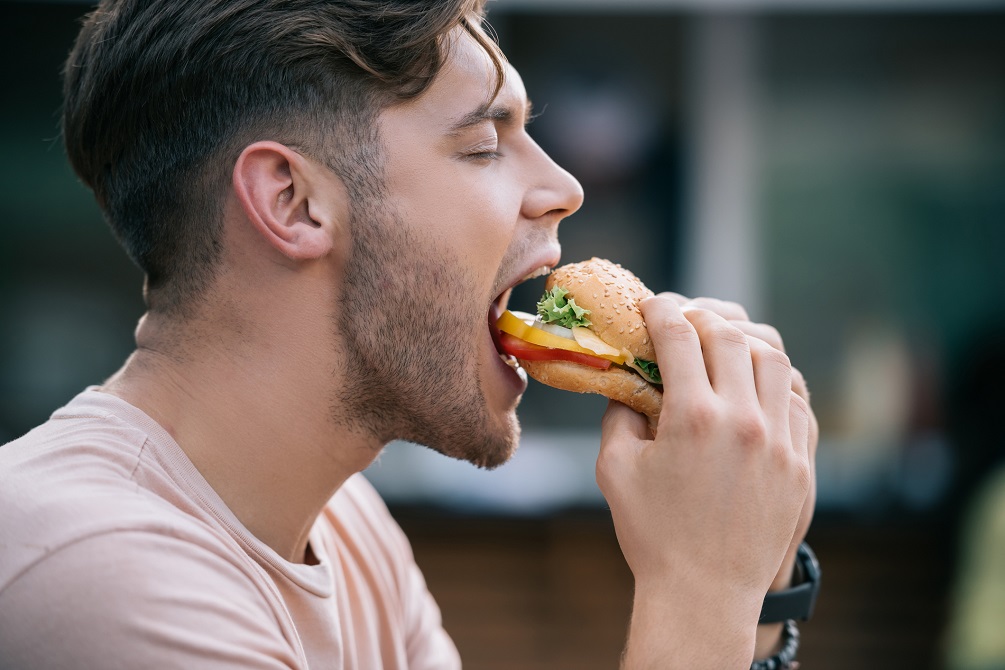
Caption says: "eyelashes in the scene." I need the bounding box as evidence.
[466,150,502,161]
[461,137,501,162]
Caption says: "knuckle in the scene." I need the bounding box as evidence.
[595,447,618,491]
[789,390,810,420]
[664,319,698,343]
[657,291,689,305]
[595,454,610,487]
[772,436,793,462]
[710,323,749,349]
[680,400,719,436]
[734,410,768,447]
[755,346,792,372]
[689,297,748,321]
[791,366,810,397]
[687,297,718,311]
[760,324,785,351]
[794,455,813,494]
[726,301,750,321]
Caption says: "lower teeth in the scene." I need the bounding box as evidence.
[501,355,528,382]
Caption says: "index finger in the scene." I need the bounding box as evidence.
[640,295,712,404]
[654,291,689,306]
[683,296,750,322]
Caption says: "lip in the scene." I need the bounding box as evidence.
[489,245,562,319]
[488,248,562,344]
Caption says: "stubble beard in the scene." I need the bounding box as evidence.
[333,195,519,469]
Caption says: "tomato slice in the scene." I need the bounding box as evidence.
[496,310,626,364]
[498,332,612,370]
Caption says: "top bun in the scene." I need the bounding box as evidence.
[546,257,656,362]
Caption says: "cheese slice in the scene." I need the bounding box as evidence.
[496,310,627,364]
[571,327,624,359]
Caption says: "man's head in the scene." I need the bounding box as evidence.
[65,1,583,468]
[62,0,499,314]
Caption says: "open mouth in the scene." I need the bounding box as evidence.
[488,264,552,367]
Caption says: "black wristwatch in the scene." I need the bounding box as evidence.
[759,543,821,624]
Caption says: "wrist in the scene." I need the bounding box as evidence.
[770,553,799,592]
[624,577,761,669]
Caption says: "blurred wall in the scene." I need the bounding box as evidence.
[0,2,144,444]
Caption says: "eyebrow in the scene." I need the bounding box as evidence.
[446,99,535,136]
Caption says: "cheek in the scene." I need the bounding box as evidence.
[403,171,521,267]
[455,168,523,244]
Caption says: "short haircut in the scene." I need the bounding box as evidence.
[62,0,502,314]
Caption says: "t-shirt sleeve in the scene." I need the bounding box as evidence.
[0,530,303,670]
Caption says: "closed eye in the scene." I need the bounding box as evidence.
[465,150,502,162]
[461,137,501,162]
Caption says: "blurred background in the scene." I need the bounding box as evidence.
[3,0,1005,667]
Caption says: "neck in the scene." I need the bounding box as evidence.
[102,309,382,564]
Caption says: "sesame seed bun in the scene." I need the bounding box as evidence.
[520,358,662,429]
[546,257,656,361]
[520,258,663,428]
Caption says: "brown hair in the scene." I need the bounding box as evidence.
[62,0,502,314]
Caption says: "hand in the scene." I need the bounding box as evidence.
[597,293,813,666]
[673,295,819,592]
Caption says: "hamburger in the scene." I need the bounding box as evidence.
[495,258,663,428]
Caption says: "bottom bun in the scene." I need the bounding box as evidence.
[520,359,663,429]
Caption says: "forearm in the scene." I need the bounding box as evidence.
[622,578,761,670]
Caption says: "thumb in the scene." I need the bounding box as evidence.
[601,400,651,443]
[597,401,648,497]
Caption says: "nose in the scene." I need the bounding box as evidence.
[521,139,585,224]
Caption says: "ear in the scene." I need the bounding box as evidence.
[232,141,339,261]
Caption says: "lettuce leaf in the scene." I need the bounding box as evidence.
[536,286,592,329]
[634,358,662,385]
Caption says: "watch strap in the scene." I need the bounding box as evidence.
[759,543,820,623]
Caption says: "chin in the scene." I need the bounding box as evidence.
[431,407,521,470]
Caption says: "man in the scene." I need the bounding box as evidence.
[0,1,817,668]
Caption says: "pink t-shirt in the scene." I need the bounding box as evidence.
[0,389,460,670]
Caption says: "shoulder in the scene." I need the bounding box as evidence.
[0,409,155,584]
[0,408,298,661]
[0,404,227,586]
[0,529,301,669]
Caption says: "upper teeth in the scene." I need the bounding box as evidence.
[522,265,551,282]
